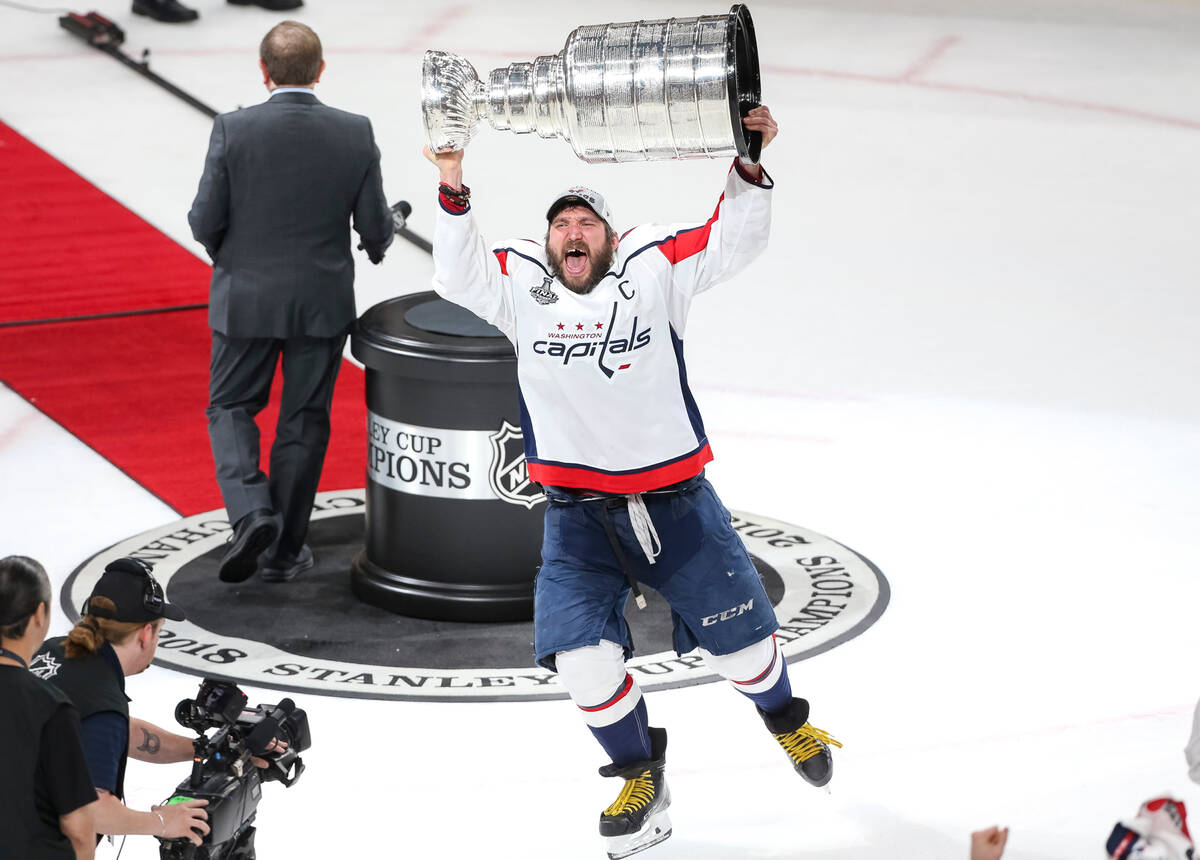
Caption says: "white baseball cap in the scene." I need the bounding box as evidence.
[545,186,615,232]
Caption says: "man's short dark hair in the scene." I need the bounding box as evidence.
[0,555,50,640]
[260,21,322,87]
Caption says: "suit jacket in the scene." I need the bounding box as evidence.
[188,91,394,338]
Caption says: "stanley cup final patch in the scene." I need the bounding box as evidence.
[530,277,559,305]
[62,492,888,704]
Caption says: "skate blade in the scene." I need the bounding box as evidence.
[605,809,672,859]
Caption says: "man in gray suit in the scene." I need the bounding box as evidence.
[189,20,393,584]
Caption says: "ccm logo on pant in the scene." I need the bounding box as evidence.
[701,600,754,627]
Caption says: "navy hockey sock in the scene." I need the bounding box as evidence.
[738,665,792,714]
[588,695,652,767]
[556,644,652,767]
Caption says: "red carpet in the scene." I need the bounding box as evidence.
[0,122,210,323]
[0,121,366,515]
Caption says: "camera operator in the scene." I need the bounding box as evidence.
[30,558,211,847]
[0,555,97,859]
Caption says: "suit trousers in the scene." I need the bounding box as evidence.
[206,330,347,559]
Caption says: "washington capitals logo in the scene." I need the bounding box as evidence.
[530,300,651,376]
[487,422,545,509]
[530,278,559,306]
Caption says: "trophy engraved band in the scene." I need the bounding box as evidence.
[422,4,761,164]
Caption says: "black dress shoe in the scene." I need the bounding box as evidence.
[132,0,199,23]
[218,509,278,583]
[227,0,304,9]
[260,545,313,583]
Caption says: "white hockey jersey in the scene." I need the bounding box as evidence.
[432,161,773,493]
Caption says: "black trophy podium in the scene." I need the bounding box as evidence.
[350,292,544,622]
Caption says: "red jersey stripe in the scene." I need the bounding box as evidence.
[439,192,468,214]
[494,249,509,275]
[528,444,713,494]
[657,195,725,264]
[579,674,634,712]
[732,636,779,685]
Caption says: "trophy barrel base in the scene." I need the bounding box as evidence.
[351,551,534,623]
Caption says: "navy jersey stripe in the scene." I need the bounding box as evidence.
[517,384,537,459]
[497,245,553,278]
[669,323,707,444]
[612,214,723,278]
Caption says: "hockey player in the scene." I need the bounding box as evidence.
[425,105,839,859]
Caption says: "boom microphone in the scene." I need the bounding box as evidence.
[391,200,412,231]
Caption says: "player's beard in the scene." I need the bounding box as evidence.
[546,239,615,295]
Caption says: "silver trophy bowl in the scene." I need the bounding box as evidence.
[421,4,761,164]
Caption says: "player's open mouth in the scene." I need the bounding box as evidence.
[564,248,589,277]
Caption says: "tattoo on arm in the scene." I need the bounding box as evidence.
[138,728,161,755]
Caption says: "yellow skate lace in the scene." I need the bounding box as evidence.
[774,722,843,765]
[603,770,655,817]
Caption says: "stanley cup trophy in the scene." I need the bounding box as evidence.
[422,4,762,164]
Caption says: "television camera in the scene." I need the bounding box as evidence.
[159,679,311,860]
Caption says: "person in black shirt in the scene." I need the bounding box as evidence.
[31,558,210,847]
[0,555,96,860]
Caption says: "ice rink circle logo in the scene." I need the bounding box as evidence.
[63,490,889,703]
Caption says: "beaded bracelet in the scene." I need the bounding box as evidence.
[438,182,471,202]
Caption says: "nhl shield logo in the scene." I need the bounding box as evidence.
[529,277,559,306]
[487,421,545,509]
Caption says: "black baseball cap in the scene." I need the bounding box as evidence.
[82,558,186,623]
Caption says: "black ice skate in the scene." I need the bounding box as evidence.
[598,727,672,859]
[759,697,843,788]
